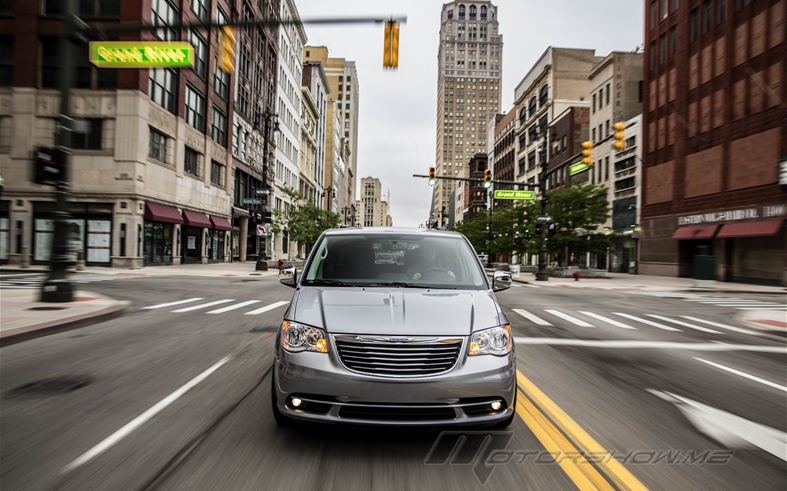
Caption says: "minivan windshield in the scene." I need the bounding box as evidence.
[302,233,487,290]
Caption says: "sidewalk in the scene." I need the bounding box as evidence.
[0,262,280,278]
[494,270,787,295]
[0,290,129,346]
[739,310,787,332]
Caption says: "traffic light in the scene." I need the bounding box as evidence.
[536,223,543,235]
[613,122,627,151]
[219,26,236,73]
[383,20,400,69]
[548,223,556,237]
[483,168,492,188]
[428,167,436,186]
[581,141,594,166]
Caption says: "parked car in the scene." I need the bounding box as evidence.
[272,228,515,427]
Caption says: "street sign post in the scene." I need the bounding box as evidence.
[537,215,553,223]
[493,190,535,200]
[89,42,195,68]
[242,198,262,205]
[570,161,589,176]
[255,189,271,195]
[34,147,66,186]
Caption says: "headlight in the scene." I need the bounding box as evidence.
[468,325,511,356]
[281,321,328,353]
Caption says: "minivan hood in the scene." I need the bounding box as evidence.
[289,287,503,336]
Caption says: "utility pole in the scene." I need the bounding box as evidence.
[41,0,75,302]
[536,146,549,281]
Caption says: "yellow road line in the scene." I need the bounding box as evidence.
[516,390,613,491]
[516,370,650,491]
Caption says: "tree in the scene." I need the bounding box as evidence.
[546,182,613,266]
[452,209,490,254]
[271,186,341,255]
[489,200,539,259]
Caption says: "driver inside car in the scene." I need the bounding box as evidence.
[406,242,456,280]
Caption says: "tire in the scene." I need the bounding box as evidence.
[270,370,292,427]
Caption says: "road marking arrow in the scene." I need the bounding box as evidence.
[647,389,787,462]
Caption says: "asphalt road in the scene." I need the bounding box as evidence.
[0,275,785,490]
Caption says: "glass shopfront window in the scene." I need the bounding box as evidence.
[206,229,226,262]
[144,222,173,264]
[32,202,112,265]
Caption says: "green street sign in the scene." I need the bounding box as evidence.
[89,42,194,68]
[242,198,262,205]
[493,190,535,200]
[570,161,589,176]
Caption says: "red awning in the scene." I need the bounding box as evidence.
[671,225,719,240]
[182,210,211,228]
[716,220,784,239]
[210,216,232,231]
[144,202,183,224]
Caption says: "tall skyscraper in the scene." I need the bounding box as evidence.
[433,2,503,227]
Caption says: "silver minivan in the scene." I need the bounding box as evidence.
[272,228,515,427]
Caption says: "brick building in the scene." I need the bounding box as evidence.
[642,0,787,285]
[490,109,515,208]
[546,106,590,190]
[463,153,489,223]
[0,0,257,267]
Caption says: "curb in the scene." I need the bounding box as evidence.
[0,301,130,347]
[680,289,787,296]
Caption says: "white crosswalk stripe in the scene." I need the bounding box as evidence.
[172,299,235,313]
[0,273,140,289]
[544,309,595,327]
[244,300,289,315]
[627,291,785,311]
[142,298,203,310]
[512,309,552,326]
[680,316,762,336]
[207,300,261,314]
[579,312,636,330]
[646,315,721,334]
[613,313,682,331]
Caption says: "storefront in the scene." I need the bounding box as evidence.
[207,216,232,263]
[32,202,113,265]
[670,205,787,285]
[181,210,211,263]
[143,202,182,265]
[0,200,9,263]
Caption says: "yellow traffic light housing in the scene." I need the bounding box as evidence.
[612,122,627,151]
[383,21,400,69]
[219,26,236,73]
[428,166,436,186]
[581,141,594,166]
[483,168,492,188]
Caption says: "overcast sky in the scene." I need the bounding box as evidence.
[296,0,645,227]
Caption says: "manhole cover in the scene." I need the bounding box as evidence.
[27,306,67,311]
[250,326,277,333]
[8,377,93,396]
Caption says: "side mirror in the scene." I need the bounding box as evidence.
[279,267,297,288]
[492,270,512,292]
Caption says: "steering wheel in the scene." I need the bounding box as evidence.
[420,267,449,275]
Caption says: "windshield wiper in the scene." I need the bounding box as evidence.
[302,279,357,287]
[365,282,455,289]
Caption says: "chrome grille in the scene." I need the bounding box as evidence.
[334,336,462,377]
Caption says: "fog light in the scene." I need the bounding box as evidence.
[291,397,303,407]
[490,401,502,411]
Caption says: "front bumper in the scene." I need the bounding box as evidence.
[273,336,516,427]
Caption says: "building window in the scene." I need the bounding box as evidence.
[717,0,726,24]
[458,4,465,18]
[185,86,206,132]
[592,128,596,142]
[149,128,167,162]
[690,9,699,42]
[184,147,200,176]
[702,1,712,34]
[660,0,668,19]
[606,83,610,105]
[469,5,476,19]
[152,0,178,41]
[149,68,176,113]
[43,0,63,16]
[72,119,102,150]
[539,85,549,106]
[41,37,116,89]
[190,0,207,22]
[735,0,747,11]
[615,177,636,191]
[480,5,487,19]
[650,1,658,29]
[638,80,644,102]
[670,0,679,12]
[78,0,121,19]
[190,30,207,78]
[528,96,537,117]
[527,151,536,170]
[592,93,597,113]
[669,27,677,57]
[659,34,667,64]
[0,36,11,86]
[211,160,225,187]
[214,63,229,100]
[211,107,227,147]
[518,132,526,148]
[519,107,527,124]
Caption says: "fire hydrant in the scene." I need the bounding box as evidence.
[278,258,284,271]
[573,270,580,281]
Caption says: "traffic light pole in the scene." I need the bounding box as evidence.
[41,0,75,302]
[536,157,550,282]
[257,110,277,271]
